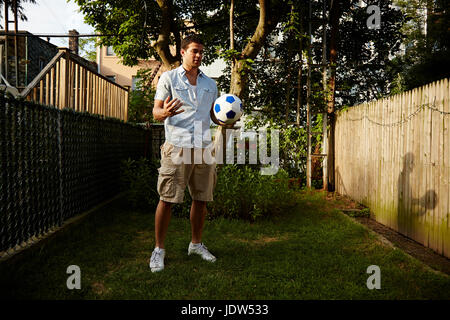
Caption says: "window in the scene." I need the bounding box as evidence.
[132,76,142,91]
[106,75,116,83]
[106,46,115,56]
[39,57,46,71]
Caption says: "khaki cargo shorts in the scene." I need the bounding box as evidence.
[157,141,217,203]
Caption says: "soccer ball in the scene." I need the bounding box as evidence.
[213,94,243,125]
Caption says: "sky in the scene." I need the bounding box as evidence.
[18,0,94,47]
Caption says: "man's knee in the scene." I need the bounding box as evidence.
[193,199,206,207]
[159,199,173,208]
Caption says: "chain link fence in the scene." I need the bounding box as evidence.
[0,96,163,257]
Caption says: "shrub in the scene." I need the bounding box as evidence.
[209,164,298,221]
[120,157,159,210]
[120,157,192,217]
[120,158,298,221]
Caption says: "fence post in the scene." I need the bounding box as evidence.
[57,111,64,225]
[124,86,130,122]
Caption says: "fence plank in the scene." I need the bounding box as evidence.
[125,90,129,122]
[74,63,79,112]
[413,86,421,243]
[430,81,438,253]
[54,61,59,107]
[92,74,96,114]
[59,57,66,109]
[87,71,92,113]
[393,93,399,230]
[444,79,450,257]
[436,80,445,255]
[411,87,417,239]
[45,73,50,105]
[70,59,75,109]
[388,96,394,228]
[39,80,44,104]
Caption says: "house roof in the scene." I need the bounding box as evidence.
[0,29,97,72]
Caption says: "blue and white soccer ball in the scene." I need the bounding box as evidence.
[213,94,243,125]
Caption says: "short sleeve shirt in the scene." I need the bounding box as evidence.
[155,65,218,148]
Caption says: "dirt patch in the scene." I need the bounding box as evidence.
[330,193,450,276]
[330,192,366,210]
[91,281,107,295]
[355,217,450,276]
[234,235,290,245]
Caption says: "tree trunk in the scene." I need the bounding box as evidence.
[155,0,181,70]
[285,3,295,124]
[230,60,247,97]
[230,0,235,55]
[296,6,304,128]
[229,0,277,98]
[425,0,434,55]
[326,0,342,191]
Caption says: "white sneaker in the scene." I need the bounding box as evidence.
[149,247,165,272]
[188,242,216,262]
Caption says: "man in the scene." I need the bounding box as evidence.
[150,34,224,272]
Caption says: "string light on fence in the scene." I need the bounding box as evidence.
[343,97,449,127]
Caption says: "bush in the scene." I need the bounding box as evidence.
[120,157,192,217]
[209,164,298,221]
[120,157,159,210]
[120,158,298,221]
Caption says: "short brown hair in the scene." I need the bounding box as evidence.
[181,34,204,50]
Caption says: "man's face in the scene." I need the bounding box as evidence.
[181,42,204,68]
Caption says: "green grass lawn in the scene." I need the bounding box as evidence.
[1,190,449,300]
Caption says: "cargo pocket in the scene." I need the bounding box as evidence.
[157,166,177,198]
[192,164,212,194]
[213,166,217,189]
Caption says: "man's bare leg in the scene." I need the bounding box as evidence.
[155,200,172,249]
[188,200,216,262]
[190,200,207,244]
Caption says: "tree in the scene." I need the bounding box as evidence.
[390,0,450,90]
[227,0,285,97]
[128,68,156,125]
[73,0,289,99]
[79,37,97,62]
[0,0,36,27]
[228,0,404,182]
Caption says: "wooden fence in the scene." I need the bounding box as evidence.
[335,78,450,258]
[21,48,129,121]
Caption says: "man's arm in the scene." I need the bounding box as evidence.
[152,72,184,122]
[210,103,221,125]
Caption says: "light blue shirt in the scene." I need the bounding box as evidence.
[155,65,218,148]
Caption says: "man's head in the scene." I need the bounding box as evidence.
[181,34,204,69]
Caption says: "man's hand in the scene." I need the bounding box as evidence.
[153,96,185,122]
[221,122,238,129]
[210,103,238,129]
[163,96,184,118]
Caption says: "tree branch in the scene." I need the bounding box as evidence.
[242,0,271,60]
[155,0,180,69]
